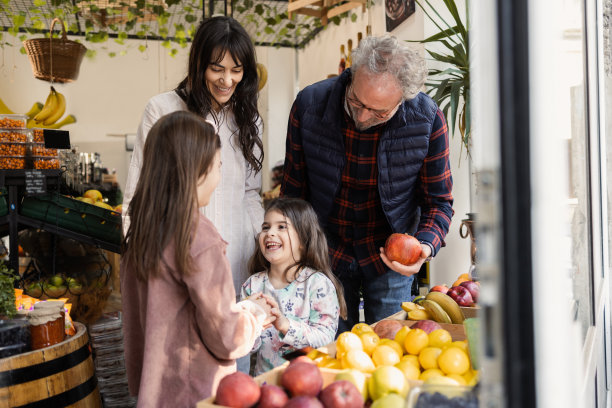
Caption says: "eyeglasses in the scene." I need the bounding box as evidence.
[345,84,402,120]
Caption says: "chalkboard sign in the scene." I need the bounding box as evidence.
[25,170,47,195]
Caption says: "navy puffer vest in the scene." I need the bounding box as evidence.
[294,69,439,235]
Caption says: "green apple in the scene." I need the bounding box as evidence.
[49,275,64,287]
[370,393,406,408]
[335,369,369,402]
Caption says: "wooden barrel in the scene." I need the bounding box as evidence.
[0,321,102,408]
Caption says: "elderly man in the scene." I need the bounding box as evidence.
[281,35,454,332]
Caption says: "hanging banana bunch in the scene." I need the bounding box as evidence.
[26,86,77,129]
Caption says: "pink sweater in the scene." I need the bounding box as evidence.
[121,214,263,408]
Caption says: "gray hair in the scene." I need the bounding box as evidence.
[351,35,427,100]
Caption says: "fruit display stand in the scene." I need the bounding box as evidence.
[0,169,120,274]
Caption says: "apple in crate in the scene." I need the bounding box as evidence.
[429,284,449,294]
[258,384,289,408]
[373,319,404,340]
[384,233,422,265]
[409,319,442,334]
[447,285,475,307]
[459,280,480,303]
[319,380,364,408]
[281,362,323,397]
[215,372,260,408]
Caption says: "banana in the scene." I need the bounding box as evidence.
[33,87,58,123]
[43,91,66,126]
[401,301,419,313]
[425,291,466,324]
[421,299,452,324]
[25,102,44,119]
[0,97,14,114]
[407,309,431,320]
[28,114,76,129]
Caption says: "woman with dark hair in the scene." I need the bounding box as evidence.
[124,16,264,296]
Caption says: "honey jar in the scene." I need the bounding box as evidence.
[27,307,65,350]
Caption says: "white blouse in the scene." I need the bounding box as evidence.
[123,91,264,293]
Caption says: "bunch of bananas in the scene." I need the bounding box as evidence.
[27,86,76,129]
[402,292,466,324]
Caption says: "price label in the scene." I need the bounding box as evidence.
[25,170,47,195]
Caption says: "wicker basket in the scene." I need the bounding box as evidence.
[23,18,87,83]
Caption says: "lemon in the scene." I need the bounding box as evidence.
[351,323,374,336]
[368,366,409,400]
[378,338,403,358]
[400,354,421,369]
[336,331,363,359]
[419,368,445,382]
[395,360,421,381]
[404,328,429,355]
[341,349,376,373]
[428,329,452,349]
[438,347,470,375]
[418,347,443,370]
[372,344,401,367]
[446,373,468,385]
[360,331,380,356]
[393,326,411,352]
[370,392,406,408]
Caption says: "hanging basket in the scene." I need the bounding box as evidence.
[23,18,87,83]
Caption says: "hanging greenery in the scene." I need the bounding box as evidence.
[0,0,361,57]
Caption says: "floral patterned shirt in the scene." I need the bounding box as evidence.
[240,267,340,375]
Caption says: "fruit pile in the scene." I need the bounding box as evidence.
[428,273,480,307]
[214,362,367,408]
[307,323,478,388]
[24,274,84,298]
[74,189,122,213]
[402,291,466,324]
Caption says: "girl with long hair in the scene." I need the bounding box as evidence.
[124,15,264,295]
[121,111,271,407]
[241,197,347,375]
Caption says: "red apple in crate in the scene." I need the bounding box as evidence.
[283,396,324,408]
[319,380,364,408]
[281,362,323,397]
[429,285,449,294]
[258,384,289,408]
[447,285,474,307]
[409,319,442,334]
[215,372,261,408]
[459,281,480,303]
[373,319,404,340]
[289,356,316,365]
[384,233,422,265]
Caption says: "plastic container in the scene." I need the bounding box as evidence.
[406,384,479,408]
[0,114,27,129]
[0,142,27,156]
[33,156,60,169]
[31,128,44,143]
[0,129,29,143]
[31,143,58,156]
[0,155,26,169]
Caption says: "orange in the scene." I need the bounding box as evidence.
[393,326,411,353]
[457,273,470,280]
[372,344,401,367]
[419,368,444,381]
[400,354,421,369]
[418,347,442,370]
[452,277,469,287]
[351,323,374,336]
[404,328,429,355]
[428,329,452,349]
[341,349,376,373]
[379,338,403,358]
[360,331,380,356]
[395,360,421,381]
[438,347,470,375]
[336,331,363,360]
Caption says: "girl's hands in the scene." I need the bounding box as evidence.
[261,293,290,335]
[247,292,276,327]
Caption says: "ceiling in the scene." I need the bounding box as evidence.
[0,0,334,49]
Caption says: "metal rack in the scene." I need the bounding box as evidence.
[0,169,120,274]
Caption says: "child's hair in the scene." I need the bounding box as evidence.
[123,110,221,282]
[248,197,347,319]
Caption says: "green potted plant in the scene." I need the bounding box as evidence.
[0,264,17,319]
[412,0,470,159]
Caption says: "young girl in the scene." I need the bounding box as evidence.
[121,111,272,408]
[241,197,347,375]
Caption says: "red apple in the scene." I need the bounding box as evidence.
[283,396,324,408]
[459,281,480,304]
[258,384,289,408]
[447,285,474,307]
[429,285,449,294]
[281,362,323,397]
[372,319,404,340]
[216,372,261,408]
[409,319,442,334]
[384,233,422,265]
[319,380,364,408]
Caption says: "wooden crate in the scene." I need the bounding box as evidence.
[379,310,467,341]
